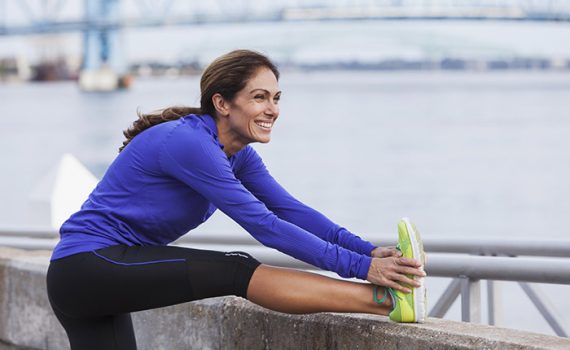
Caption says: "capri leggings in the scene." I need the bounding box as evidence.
[46,244,262,350]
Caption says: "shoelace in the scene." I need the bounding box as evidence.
[373,286,400,311]
[374,286,401,306]
[373,285,389,305]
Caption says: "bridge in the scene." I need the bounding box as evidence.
[2,0,570,38]
[2,0,569,90]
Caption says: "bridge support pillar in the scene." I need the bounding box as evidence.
[79,0,130,91]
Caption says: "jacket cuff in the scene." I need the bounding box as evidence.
[356,255,372,280]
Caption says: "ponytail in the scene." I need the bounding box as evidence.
[119,106,201,152]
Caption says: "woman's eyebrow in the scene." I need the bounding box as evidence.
[249,88,282,95]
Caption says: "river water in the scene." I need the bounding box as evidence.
[1,70,569,336]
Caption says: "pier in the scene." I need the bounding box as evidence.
[0,246,569,349]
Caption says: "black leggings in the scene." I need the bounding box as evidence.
[46,245,261,350]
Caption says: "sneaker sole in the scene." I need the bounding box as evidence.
[401,217,426,323]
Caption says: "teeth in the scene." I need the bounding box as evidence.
[255,121,272,129]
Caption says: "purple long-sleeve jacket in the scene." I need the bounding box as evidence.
[51,114,375,280]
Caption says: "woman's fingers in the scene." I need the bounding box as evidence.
[382,246,401,258]
[396,265,427,278]
[372,246,402,258]
[384,265,422,288]
[391,272,422,288]
[386,280,411,294]
[397,257,423,267]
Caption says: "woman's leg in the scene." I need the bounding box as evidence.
[47,245,389,349]
[247,265,392,315]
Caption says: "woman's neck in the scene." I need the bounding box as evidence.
[215,118,247,158]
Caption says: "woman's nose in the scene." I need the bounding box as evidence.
[266,101,279,115]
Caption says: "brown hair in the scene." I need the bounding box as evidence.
[119,49,280,152]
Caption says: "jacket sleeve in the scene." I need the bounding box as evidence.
[234,146,377,256]
[158,124,372,280]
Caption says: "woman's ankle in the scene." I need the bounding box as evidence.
[371,285,394,313]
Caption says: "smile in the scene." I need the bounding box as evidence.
[254,121,273,130]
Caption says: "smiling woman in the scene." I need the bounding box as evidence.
[212,66,281,152]
[45,49,426,350]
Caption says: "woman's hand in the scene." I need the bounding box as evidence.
[371,246,401,258]
[366,256,426,293]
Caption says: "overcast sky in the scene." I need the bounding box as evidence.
[1,1,570,64]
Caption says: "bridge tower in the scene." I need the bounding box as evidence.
[79,0,130,91]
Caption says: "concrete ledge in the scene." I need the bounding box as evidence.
[1,247,569,350]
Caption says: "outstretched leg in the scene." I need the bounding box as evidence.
[47,245,389,349]
[246,264,392,315]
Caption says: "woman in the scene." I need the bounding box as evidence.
[46,49,427,350]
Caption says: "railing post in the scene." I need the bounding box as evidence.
[487,280,503,326]
[460,277,481,323]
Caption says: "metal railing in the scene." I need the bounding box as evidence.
[1,228,568,337]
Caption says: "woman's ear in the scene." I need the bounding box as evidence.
[212,93,229,117]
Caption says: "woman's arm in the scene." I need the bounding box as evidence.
[159,124,372,280]
[234,146,377,256]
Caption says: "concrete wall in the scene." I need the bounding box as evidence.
[1,247,569,350]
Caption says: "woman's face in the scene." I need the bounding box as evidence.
[226,67,281,144]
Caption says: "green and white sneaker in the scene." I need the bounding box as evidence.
[388,217,427,323]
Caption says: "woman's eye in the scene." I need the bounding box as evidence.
[254,95,265,100]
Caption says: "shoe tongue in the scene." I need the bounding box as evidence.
[387,288,398,311]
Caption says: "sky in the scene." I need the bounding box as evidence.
[1,1,570,66]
